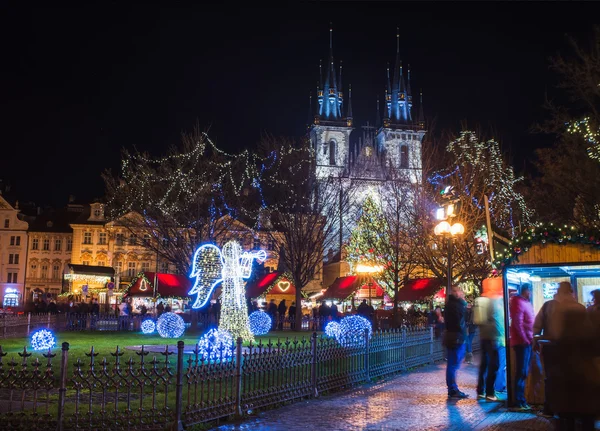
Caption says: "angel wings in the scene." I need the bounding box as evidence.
[188,241,267,309]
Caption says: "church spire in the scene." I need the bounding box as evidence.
[315,23,345,123]
[418,89,425,129]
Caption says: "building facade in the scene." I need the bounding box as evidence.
[0,194,28,308]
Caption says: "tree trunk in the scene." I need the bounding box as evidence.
[294,282,304,332]
[392,282,400,329]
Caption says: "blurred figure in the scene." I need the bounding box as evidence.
[464,302,477,364]
[288,301,296,330]
[509,283,534,411]
[475,281,505,401]
[277,299,287,330]
[444,285,469,399]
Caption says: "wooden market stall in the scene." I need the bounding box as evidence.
[245,271,296,308]
[123,272,192,314]
[496,224,600,407]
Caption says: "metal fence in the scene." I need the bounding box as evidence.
[0,327,479,430]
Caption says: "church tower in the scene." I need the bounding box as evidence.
[309,25,353,180]
[376,29,426,181]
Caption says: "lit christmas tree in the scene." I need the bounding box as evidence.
[346,196,386,272]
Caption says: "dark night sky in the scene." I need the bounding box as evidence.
[2,3,599,207]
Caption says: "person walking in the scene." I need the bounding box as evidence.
[288,301,296,330]
[444,285,469,399]
[318,301,331,331]
[464,303,477,364]
[474,282,505,402]
[509,283,535,411]
[330,302,339,322]
[277,299,287,330]
[268,299,278,330]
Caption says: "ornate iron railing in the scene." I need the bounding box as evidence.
[0,327,479,430]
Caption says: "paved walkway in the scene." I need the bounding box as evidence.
[212,357,588,431]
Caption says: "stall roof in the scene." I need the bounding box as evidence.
[395,278,444,302]
[245,272,295,298]
[66,264,114,277]
[322,276,360,300]
[126,272,192,298]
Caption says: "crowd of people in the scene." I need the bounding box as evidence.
[440,281,600,431]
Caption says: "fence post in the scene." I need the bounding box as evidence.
[27,312,31,336]
[235,337,243,417]
[401,327,407,371]
[56,342,69,431]
[364,328,370,382]
[172,341,184,431]
[429,326,434,364]
[310,332,318,398]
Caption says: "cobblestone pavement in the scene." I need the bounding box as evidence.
[212,358,576,431]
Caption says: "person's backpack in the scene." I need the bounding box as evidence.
[473,296,491,326]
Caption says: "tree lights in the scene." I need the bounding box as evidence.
[141,318,156,334]
[325,321,341,338]
[248,310,272,336]
[336,315,372,347]
[156,312,185,338]
[198,328,234,361]
[30,329,56,351]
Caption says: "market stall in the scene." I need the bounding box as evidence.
[62,264,116,306]
[245,271,296,307]
[124,272,192,314]
[322,275,385,312]
[496,224,600,407]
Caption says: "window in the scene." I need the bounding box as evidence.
[115,261,123,276]
[116,233,124,246]
[141,262,150,272]
[30,264,37,278]
[41,265,49,279]
[93,208,102,217]
[32,238,39,250]
[268,239,275,251]
[162,238,169,248]
[329,141,336,165]
[4,219,9,228]
[98,232,107,245]
[54,239,62,251]
[401,134,406,140]
[83,232,92,245]
[127,262,137,277]
[400,145,409,169]
[7,273,17,283]
[253,238,261,250]
[10,236,15,246]
[15,236,20,246]
[143,234,151,246]
[128,234,137,246]
[82,261,90,266]
[323,144,327,155]
[160,261,169,273]
[9,254,14,264]
[52,265,60,280]
[66,237,72,251]
[43,239,50,251]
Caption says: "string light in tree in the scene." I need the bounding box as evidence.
[141,318,156,334]
[30,329,56,351]
[198,328,234,361]
[248,311,272,336]
[336,315,372,347]
[156,312,185,338]
[325,321,341,338]
[567,117,600,160]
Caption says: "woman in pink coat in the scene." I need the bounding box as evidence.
[509,283,534,410]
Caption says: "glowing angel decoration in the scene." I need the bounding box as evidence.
[189,240,266,342]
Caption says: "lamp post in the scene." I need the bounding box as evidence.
[434,221,465,299]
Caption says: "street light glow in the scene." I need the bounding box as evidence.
[355,264,384,274]
[434,221,464,236]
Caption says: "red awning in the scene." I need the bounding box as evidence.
[245,272,295,298]
[322,276,360,300]
[127,272,192,298]
[395,278,444,302]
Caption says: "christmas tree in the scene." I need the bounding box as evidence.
[346,196,386,274]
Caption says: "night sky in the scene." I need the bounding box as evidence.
[2,3,599,207]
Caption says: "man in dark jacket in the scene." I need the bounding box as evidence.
[444,285,469,399]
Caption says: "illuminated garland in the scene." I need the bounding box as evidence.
[198,328,234,361]
[30,329,56,351]
[567,117,600,160]
[156,312,186,338]
[325,321,341,338]
[249,272,296,298]
[141,318,156,334]
[64,274,112,284]
[124,272,191,300]
[493,222,600,268]
[248,311,272,336]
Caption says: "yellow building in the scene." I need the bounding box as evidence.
[0,195,28,308]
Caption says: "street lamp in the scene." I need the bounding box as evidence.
[355,264,383,306]
[434,220,465,299]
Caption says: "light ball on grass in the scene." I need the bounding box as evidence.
[141,318,156,334]
[336,315,372,347]
[198,328,234,361]
[248,311,272,336]
[325,321,341,338]
[30,329,56,351]
[156,312,185,338]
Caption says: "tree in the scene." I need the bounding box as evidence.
[103,125,265,275]
[262,139,353,329]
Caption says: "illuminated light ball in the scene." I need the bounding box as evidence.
[30,329,56,351]
[198,328,234,361]
[248,311,271,336]
[141,318,156,334]
[325,321,341,338]
[336,315,372,347]
[156,312,185,339]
